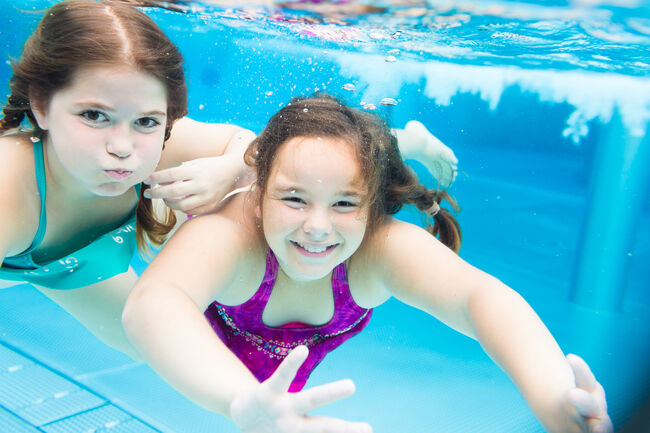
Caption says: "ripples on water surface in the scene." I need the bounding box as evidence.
[121,0,649,144]
[158,0,650,75]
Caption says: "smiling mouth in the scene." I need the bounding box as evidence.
[291,241,338,256]
[105,169,133,180]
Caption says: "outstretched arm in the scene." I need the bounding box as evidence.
[371,219,611,433]
[392,120,458,187]
[123,215,371,432]
[145,118,256,215]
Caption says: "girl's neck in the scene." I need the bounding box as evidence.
[274,260,333,291]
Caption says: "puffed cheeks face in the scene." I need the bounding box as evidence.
[260,136,370,282]
[31,65,168,197]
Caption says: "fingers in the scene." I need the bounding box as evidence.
[265,345,309,393]
[588,417,614,433]
[301,416,372,433]
[163,196,210,215]
[145,164,195,186]
[144,180,196,200]
[567,354,598,393]
[293,379,356,414]
[566,354,613,433]
[428,160,457,188]
[568,388,601,418]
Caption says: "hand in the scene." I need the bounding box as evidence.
[565,354,613,433]
[230,346,373,433]
[398,120,458,188]
[143,156,243,215]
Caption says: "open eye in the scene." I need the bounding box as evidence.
[282,196,307,208]
[80,110,108,124]
[135,117,161,130]
[333,200,359,213]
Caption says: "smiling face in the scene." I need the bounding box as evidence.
[261,136,369,282]
[32,65,168,197]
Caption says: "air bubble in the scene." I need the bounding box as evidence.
[379,98,398,106]
[385,55,397,63]
[363,104,377,110]
[343,83,356,91]
[387,49,400,56]
[303,108,309,112]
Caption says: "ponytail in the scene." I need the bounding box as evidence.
[381,136,462,253]
[135,187,178,254]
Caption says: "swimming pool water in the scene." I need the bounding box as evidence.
[1,1,649,432]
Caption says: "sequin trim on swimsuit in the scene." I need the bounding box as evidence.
[213,304,370,359]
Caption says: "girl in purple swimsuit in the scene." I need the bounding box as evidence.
[123,94,612,433]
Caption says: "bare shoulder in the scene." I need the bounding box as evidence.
[0,133,41,257]
[142,193,266,307]
[350,217,467,304]
[347,218,417,308]
[0,133,35,174]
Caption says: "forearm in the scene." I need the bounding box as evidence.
[122,282,259,417]
[467,280,575,432]
[222,128,256,188]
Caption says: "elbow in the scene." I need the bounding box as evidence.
[121,281,155,337]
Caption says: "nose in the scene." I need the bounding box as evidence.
[303,207,332,241]
[106,124,134,158]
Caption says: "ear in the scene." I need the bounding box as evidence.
[28,88,49,130]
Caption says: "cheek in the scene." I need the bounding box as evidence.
[338,212,368,236]
[140,137,164,167]
[263,203,289,231]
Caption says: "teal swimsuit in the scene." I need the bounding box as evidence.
[0,139,138,290]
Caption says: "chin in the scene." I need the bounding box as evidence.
[286,264,336,282]
[92,183,134,197]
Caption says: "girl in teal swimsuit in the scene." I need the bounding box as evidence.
[124,95,612,433]
[0,0,258,359]
[0,1,458,361]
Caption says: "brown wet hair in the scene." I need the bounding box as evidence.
[0,0,189,251]
[244,94,461,252]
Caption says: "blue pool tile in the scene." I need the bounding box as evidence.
[0,344,34,371]
[16,388,105,426]
[0,363,79,411]
[0,406,39,433]
[41,405,133,433]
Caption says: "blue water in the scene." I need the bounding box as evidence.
[1,1,649,432]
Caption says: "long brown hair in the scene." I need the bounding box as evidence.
[0,0,188,250]
[244,94,461,253]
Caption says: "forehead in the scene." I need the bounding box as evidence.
[270,136,365,191]
[54,65,167,110]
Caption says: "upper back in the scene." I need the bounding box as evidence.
[0,133,42,260]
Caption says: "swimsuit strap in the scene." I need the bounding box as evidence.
[233,249,280,322]
[23,138,48,254]
[331,259,367,318]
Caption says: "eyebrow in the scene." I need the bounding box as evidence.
[274,186,364,197]
[73,102,167,117]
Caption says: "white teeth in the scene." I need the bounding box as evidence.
[296,242,331,253]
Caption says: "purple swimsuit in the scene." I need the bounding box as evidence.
[204,249,372,392]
